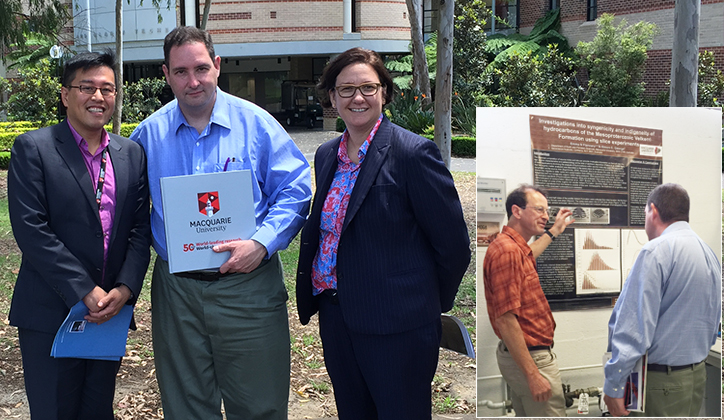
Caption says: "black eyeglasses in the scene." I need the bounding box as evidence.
[67,85,117,97]
[334,83,382,98]
[520,205,549,216]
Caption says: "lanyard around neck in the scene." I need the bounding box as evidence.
[94,147,108,208]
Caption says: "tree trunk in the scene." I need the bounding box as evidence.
[201,0,212,29]
[434,0,453,168]
[669,0,700,107]
[112,0,123,134]
[405,0,432,105]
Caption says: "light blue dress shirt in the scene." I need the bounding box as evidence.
[130,88,312,262]
[604,221,721,398]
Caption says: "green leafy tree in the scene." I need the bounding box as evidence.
[0,0,69,56]
[495,44,582,107]
[0,59,61,124]
[122,78,167,123]
[4,33,70,70]
[486,9,570,70]
[698,50,724,108]
[385,34,437,91]
[453,0,489,101]
[576,14,657,107]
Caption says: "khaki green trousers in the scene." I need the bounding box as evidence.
[151,255,290,420]
[631,361,706,417]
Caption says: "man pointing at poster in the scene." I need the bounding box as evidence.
[603,183,720,417]
[483,184,574,417]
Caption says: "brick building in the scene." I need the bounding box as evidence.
[64,0,415,126]
[485,0,724,98]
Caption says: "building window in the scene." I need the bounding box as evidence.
[423,0,439,40]
[270,11,276,19]
[587,0,597,21]
[483,0,519,34]
[352,0,357,32]
[550,0,559,10]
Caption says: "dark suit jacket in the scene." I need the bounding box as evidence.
[296,117,470,335]
[7,121,151,334]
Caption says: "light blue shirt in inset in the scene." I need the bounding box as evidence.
[604,221,721,398]
[130,88,312,261]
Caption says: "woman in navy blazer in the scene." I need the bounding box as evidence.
[296,48,471,419]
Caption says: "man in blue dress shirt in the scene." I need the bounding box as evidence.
[603,183,720,417]
[130,26,311,420]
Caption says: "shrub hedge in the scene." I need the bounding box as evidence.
[421,134,476,158]
[0,123,142,152]
[0,122,475,168]
[336,118,475,158]
[114,123,140,138]
[0,133,20,151]
[0,121,46,131]
[0,151,10,169]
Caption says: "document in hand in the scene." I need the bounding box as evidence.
[160,170,256,273]
[51,301,133,361]
[602,352,647,412]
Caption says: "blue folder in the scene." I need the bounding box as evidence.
[51,301,133,361]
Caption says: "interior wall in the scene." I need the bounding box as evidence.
[475,107,722,416]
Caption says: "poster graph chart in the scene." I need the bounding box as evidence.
[582,231,614,250]
[575,229,622,294]
[621,229,648,284]
[587,252,615,270]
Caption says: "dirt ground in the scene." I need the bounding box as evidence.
[0,303,476,419]
[0,171,477,419]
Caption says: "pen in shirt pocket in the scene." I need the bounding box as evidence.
[223,157,236,172]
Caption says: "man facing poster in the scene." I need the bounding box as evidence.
[603,183,721,417]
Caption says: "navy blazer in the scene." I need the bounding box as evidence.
[296,117,470,335]
[7,121,151,334]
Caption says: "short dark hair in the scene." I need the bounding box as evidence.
[316,47,394,108]
[505,184,548,218]
[163,26,216,67]
[647,183,689,223]
[62,49,117,88]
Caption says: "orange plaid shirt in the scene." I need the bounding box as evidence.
[483,225,555,347]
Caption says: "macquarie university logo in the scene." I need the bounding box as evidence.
[198,191,220,217]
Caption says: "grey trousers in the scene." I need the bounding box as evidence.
[496,340,567,417]
[151,255,290,420]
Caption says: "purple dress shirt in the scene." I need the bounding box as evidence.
[67,121,116,284]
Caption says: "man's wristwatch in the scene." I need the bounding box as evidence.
[544,229,556,240]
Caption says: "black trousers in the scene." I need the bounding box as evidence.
[18,328,121,420]
[318,294,442,420]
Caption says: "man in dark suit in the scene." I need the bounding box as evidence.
[7,50,151,420]
[296,48,471,419]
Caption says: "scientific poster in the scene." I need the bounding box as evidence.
[530,115,663,307]
[530,115,662,228]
